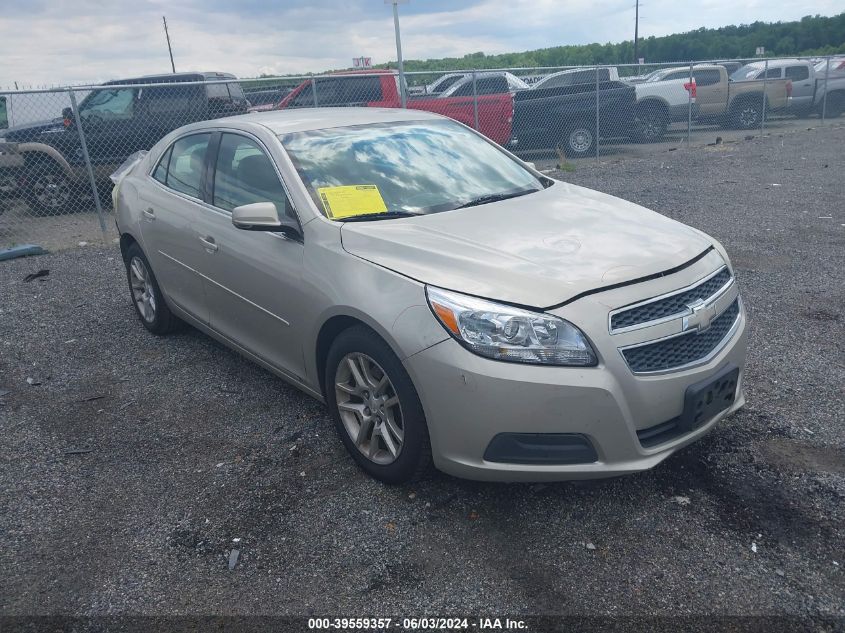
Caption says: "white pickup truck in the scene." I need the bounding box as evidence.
[731,58,845,117]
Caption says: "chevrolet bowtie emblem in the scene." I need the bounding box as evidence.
[682,299,718,332]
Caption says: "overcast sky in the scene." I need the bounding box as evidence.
[2,0,841,88]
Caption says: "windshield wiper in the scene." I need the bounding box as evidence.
[453,188,537,209]
[339,211,422,222]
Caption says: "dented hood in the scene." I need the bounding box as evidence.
[340,182,713,308]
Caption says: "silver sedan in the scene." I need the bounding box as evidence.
[113,108,747,483]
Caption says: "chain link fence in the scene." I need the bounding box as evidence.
[1,56,843,252]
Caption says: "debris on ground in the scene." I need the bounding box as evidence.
[228,549,240,570]
[23,269,50,282]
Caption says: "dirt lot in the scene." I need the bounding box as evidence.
[0,124,842,626]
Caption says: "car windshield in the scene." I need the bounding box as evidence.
[280,120,545,221]
[730,65,762,81]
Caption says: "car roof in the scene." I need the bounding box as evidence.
[105,71,237,85]
[744,59,807,68]
[213,107,446,135]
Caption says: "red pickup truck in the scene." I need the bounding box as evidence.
[269,70,513,146]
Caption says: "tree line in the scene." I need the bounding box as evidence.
[381,13,845,72]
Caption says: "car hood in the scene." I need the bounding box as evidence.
[3,118,66,142]
[340,182,713,308]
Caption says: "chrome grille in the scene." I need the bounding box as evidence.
[610,267,732,332]
[621,299,740,373]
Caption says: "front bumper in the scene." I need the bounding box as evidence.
[402,250,748,481]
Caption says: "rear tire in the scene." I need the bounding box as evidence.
[123,243,179,335]
[822,92,845,119]
[558,123,595,158]
[325,325,432,484]
[730,101,763,129]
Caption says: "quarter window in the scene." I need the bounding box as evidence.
[212,133,291,217]
[152,146,172,184]
[162,133,211,198]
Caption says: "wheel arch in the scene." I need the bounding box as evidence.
[19,143,76,179]
[315,314,383,398]
[636,97,670,117]
[119,231,140,262]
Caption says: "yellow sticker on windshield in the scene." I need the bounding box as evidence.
[317,185,387,219]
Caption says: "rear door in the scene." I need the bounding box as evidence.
[784,64,813,110]
[139,132,213,323]
[191,131,307,380]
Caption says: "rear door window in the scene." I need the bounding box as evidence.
[452,76,509,96]
[0,96,7,129]
[785,66,810,81]
[693,69,722,86]
[163,133,211,198]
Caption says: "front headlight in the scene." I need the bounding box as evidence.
[426,286,598,366]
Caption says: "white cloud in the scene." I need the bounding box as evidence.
[1,0,841,89]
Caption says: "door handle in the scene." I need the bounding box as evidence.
[199,236,218,253]
[143,208,155,221]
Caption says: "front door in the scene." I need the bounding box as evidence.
[192,132,307,381]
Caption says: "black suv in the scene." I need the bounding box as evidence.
[0,72,248,213]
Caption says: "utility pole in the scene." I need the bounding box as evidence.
[386,0,408,108]
[633,0,640,64]
[162,16,176,73]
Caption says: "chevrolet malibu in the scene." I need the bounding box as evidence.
[112,108,747,484]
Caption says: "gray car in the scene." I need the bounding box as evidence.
[113,108,748,484]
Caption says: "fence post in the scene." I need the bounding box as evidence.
[68,88,107,235]
[760,59,768,138]
[472,71,479,130]
[311,78,318,107]
[595,64,600,164]
[687,61,693,148]
[821,56,831,125]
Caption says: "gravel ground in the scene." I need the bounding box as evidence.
[0,125,843,624]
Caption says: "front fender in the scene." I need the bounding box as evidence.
[19,142,77,178]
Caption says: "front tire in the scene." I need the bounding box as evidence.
[21,164,79,215]
[325,325,431,484]
[124,243,179,335]
[632,105,668,142]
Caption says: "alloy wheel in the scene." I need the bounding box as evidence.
[334,352,404,465]
[129,256,157,323]
[739,107,760,128]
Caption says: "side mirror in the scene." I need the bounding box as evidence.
[62,107,74,127]
[232,202,301,239]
